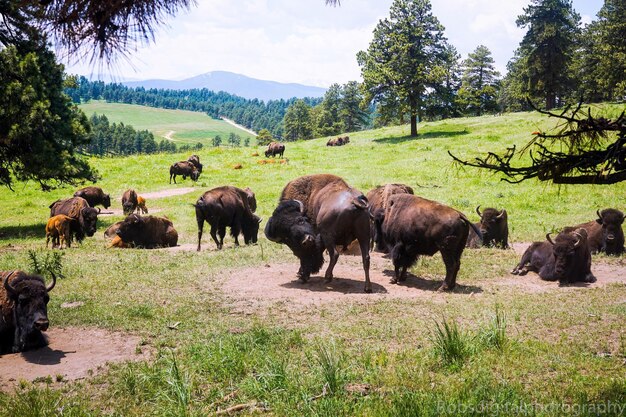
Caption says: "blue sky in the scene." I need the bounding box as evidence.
[64,0,603,87]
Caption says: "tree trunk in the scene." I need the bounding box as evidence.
[411,97,419,137]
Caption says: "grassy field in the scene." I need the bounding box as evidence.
[0,105,625,416]
[79,101,256,145]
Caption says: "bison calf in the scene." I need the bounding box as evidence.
[45,214,74,249]
[116,214,178,248]
[136,196,149,214]
[1,270,56,353]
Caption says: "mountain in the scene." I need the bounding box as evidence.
[122,71,327,101]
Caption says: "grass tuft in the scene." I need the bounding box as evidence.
[477,304,508,350]
[430,318,472,368]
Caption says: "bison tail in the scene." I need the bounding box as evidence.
[461,215,483,241]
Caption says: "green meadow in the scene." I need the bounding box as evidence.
[0,104,624,416]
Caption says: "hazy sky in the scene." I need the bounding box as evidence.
[64,0,603,87]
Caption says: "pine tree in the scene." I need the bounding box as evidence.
[457,45,500,116]
[283,100,313,141]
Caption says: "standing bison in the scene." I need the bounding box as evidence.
[122,189,138,216]
[265,174,372,292]
[265,142,285,158]
[562,209,624,255]
[194,186,261,251]
[187,154,203,173]
[367,183,414,252]
[466,206,509,249]
[45,214,74,249]
[170,161,199,184]
[116,214,178,248]
[49,197,99,242]
[73,186,111,209]
[1,270,56,353]
[380,194,480,291]
[511,229,596,284]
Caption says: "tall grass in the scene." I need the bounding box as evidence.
[477,304,508,350]
[430,318,473,368]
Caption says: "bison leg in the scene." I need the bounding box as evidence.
[209,223,221,250]
[584,272,597,283]
[297,265,310,283]
[358,236,372,293]
[440,249,462,291]
[323,243,339,283]
[196,218,204,251]
[218,225,226,249]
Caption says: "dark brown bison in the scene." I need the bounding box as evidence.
[243,187,257,213]
[1,270,56,353]
[367,184,414,252]
[562,209,624,256]
[170,161,200,184]
[45,214,74,249]
[187,154,203,173]
[116,214,178,248]
[265,174,371,292]
[327,136,350,146]
[265,142,285,158]
[511,229,596,284]
[122,189,138,216]
[73,186,111,209]
[194,186,261,251]
[466,206,509,249]
[380,194,480,291]
[49,197,99,242]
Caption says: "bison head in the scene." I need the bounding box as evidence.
[243,214,262,245]
[596,208,625,255]
[81,206,99,236]
[116,214,144,244]
[476,206,508,247]
[103,194,111,209]
[547,229,589,281]
[3,271,56,352]
[191,169,200,182]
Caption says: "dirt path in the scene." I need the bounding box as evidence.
[164,130,176,141]
[0,327,149,391]
[220,116,257,136]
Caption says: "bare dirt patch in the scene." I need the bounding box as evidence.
[142,187,196,200]
[0,327,149,391]
[99,208,163,217]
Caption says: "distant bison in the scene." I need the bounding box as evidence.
[187,154,203,173]
[170,161,199,184]
[511,229,596,284]
[380,194,479,291]
[265,142,285,158]
[45,214,74,249]
[467,206,509,249]
[326,136,350,146]
[136,195,148,214]
[367,183,414,252]
[1,270,56,353]
[562,209,624,256]
[73,186,111,209]
[265,174,371,292]
[122,189,138,216]
[194,186,261,251]
[49,197,98,242]
[116,214,178,248]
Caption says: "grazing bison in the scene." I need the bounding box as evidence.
[122,189,138,216]
[187,154,203,173]
[562,209,625,256]
[511,229,596,283]
[380,194,480,291]
[194,186,261,251]
[467,206,509,249]
[367,184,415,252]
[136,196,149,214]
[265,142,285,158]
[243,187,257,213]
[49,197,98,242]
[45,214,74,249]
[169,161,199,184]
[73,186,111,209]
[266,174,371,292]
[116,214,178,248]
[1,270,56,353]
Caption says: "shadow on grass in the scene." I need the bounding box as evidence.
[382,269,483,293]
[0,223,47,240]
[374,129,469,144]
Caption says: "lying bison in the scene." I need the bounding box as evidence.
[265,142,285,158]
[265,174,371,292]
[116,214,178,248]
[511,229,596,284]
[562,208,624,256]
[49,197,98,242]
[170,161,199,184]
[367,183,414,252]
[1,270,56,353]
[380,194,480,291]
[194,186,261,251]
[467,206,509,249]
[73,186,111,209]
[122,189,138,216]
[326,136,350,146]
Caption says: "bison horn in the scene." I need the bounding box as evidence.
[596,209,602,220]
[546,233,555,245]
[294,199,305,214]
[476,205,482,217]
[46,271,57,292]
[496,209,505,219]
[3,271,17,297]
[572,232,584,248]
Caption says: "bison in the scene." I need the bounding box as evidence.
[170,161,199,184]
[265,174,371,292]
[49,197,98,242]
[122,189,138,216]
[511,229,596,284]
[104,221,123,239]
[73,186,111,209]
[116,214,178,248]
[136,195,149,214]
[562,209,624,256]
[380,194,480,291]
[188,154,203,173]
[367,184,415,252]
[466,206,509,249]
[194,186,261,251]
[1,270,56,353]
[265,142,285,158]
[326,136,350,146]
[45,214,74,249]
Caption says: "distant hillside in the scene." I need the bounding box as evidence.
[122,71,327,101]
